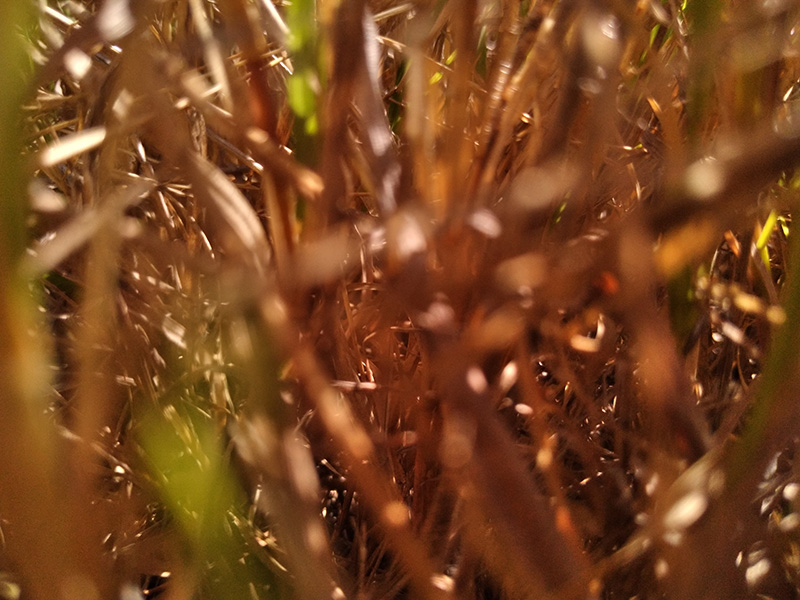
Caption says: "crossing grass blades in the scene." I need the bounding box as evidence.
[3,0,800,598]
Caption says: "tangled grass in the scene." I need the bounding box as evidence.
[3,0,800,598]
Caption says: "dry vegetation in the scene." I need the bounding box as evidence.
[3,0,800,598]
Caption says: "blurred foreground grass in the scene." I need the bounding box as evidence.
[3,1,800,599]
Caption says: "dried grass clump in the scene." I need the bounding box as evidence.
[3,0,800,599]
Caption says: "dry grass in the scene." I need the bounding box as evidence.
[3,0,800,598]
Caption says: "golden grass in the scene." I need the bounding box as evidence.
[2,0,800,598]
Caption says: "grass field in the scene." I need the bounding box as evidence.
[2,1,800,598]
